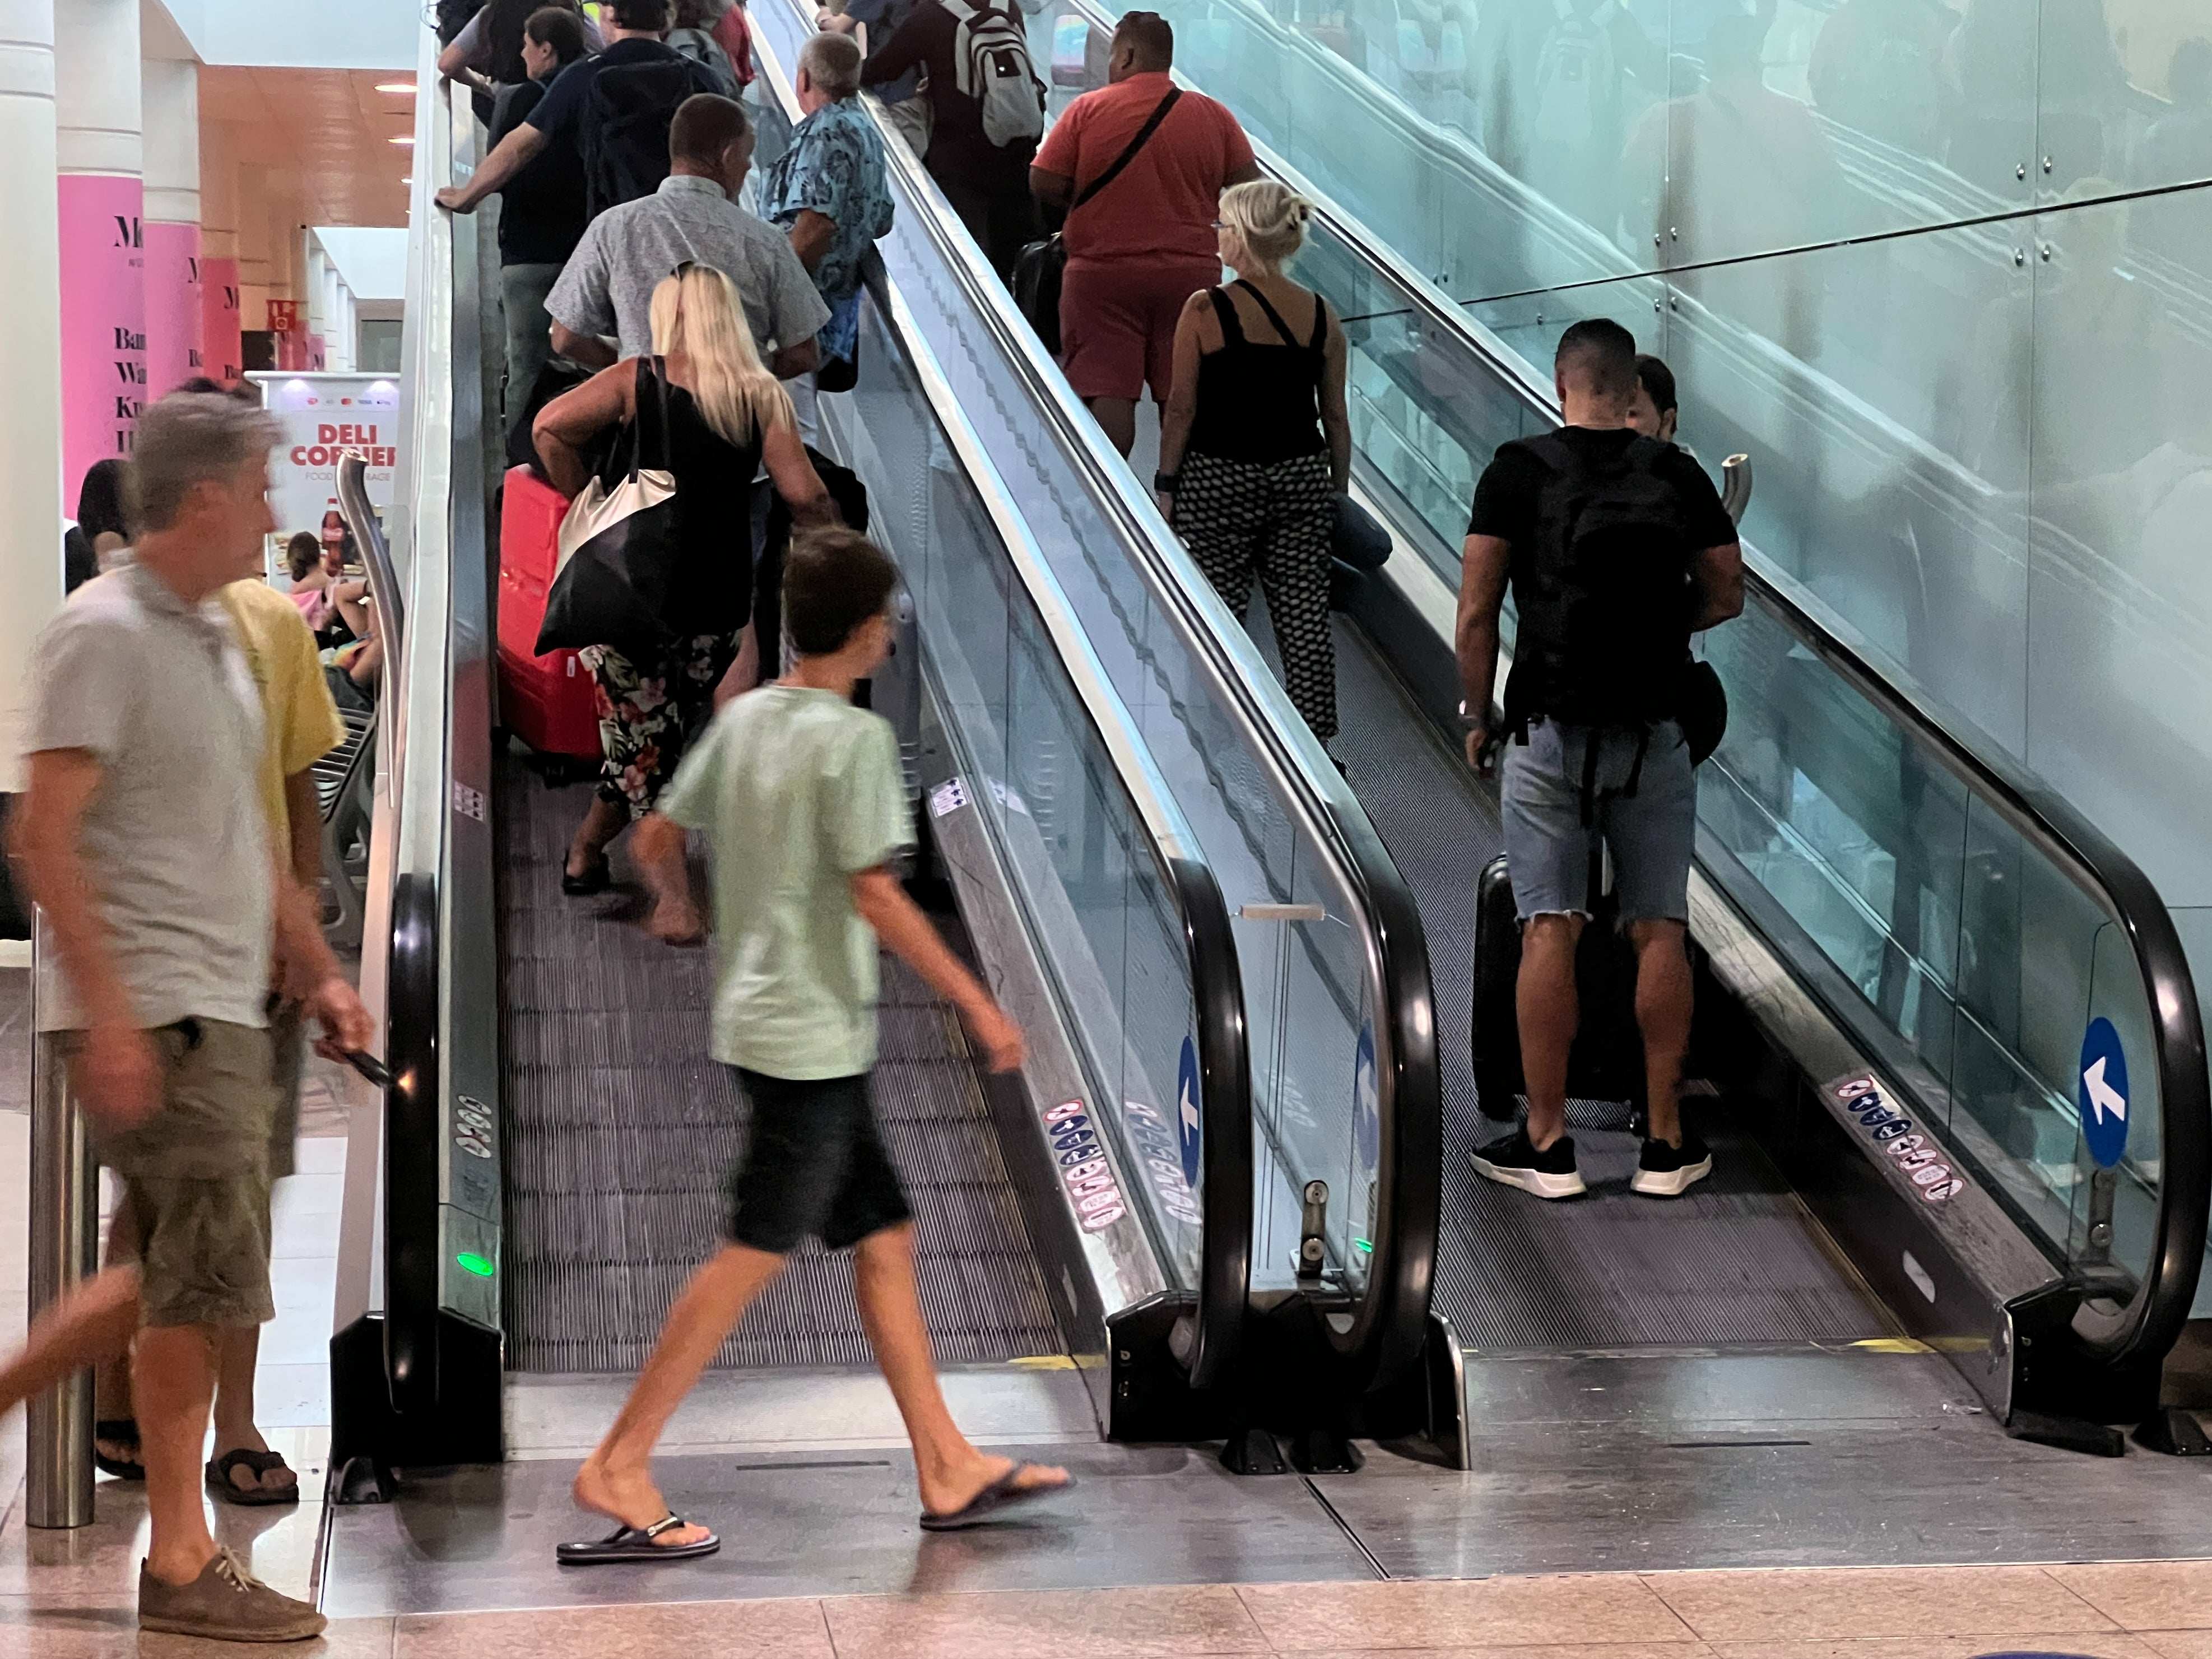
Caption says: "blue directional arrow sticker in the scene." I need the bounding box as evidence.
[1354,1024,1379,1169]
[2078,1016,2131,1170]
[1177,1035,1202,1189]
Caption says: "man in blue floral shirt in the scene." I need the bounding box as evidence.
[765,30,896,434]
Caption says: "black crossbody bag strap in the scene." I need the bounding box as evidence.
[1072,89,1182,210]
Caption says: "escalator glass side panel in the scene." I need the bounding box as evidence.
[751,0,1402,1313]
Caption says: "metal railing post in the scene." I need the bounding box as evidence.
[26,913,97,1528]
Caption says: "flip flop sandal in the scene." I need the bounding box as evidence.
[556,1512,721,1565]
[205,1448,301,1507]
[919,1464,1075,1532]
[561,856,612,896]
[95,1419,145,1482]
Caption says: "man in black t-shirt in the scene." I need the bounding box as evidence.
[489,6,593,431]
[1456,318,1744,1202]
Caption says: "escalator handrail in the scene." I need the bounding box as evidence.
[754,24,1252,1382]
[758,0,1442,1390]
[1182,66,2210,1365]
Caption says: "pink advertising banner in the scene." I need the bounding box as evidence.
[58,173,147,506]
[144,220,205,399]
[202,254,243,384]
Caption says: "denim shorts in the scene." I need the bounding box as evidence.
[1500,718,1697,926]
[726,1068,913,1253]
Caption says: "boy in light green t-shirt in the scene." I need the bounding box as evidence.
[558,528,1074,1563]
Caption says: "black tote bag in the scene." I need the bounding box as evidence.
[536,359,683,663]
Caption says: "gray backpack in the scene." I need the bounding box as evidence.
[941,0,1044,147]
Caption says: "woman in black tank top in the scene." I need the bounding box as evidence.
[535,265,837,907]
[1157,180,1351,746]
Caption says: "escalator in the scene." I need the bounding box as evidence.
[1029,0,2212,1439]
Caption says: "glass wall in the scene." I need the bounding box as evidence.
[1103,0,2212,952]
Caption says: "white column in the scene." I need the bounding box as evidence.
[0,0,63,797]
[54,0,143,505]
[141,55,201,395]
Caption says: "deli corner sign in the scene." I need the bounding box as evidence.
[250,371,403,545]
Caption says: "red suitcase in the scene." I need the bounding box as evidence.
[496,466,601,762]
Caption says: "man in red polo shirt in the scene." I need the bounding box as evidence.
[1031,11,1261,456]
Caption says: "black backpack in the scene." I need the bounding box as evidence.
[1503,431,1695,733]
[582,55,715,219]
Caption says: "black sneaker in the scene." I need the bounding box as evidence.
[1631,1131,1713,1197]
[1471,1128,1586,1200]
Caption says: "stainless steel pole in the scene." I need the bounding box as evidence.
[25,912,96,1528]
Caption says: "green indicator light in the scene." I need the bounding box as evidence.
[1354,1237,1373,1253]
[456,1252,495,1278]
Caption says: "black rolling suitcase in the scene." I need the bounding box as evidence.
[1471,851,1649,1122]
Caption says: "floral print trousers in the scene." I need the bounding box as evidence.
[579,631,739,819]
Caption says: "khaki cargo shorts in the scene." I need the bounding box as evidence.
[67,1019,279,1330]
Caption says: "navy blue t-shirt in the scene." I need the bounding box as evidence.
[526,38,718,142]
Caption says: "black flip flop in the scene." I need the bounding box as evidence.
[919,1464,1075,1532]
[556,1512,721,1565]
[206,1447,300,1507]
[95,1419,144,1482]
[561,856,611,896]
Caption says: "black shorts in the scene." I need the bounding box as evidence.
[726,1068,913,1253]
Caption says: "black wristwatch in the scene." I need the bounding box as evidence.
[1154,471,1181,494]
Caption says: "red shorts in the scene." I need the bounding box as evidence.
[1058,257,1221,403]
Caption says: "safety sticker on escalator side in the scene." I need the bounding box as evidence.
[1042,1100,1128,1232]
[1827,1074,1967,1205]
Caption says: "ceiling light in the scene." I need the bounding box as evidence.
[375,82,416,95]
[390,135,414,147]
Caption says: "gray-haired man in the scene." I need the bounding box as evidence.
[11,393,373,1643]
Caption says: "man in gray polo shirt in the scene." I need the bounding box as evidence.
[10,393,373,1643]
[547,93,829,376]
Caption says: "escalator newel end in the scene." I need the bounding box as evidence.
[1220,1427,1289,1476]
[2132,1406,2212,1457]
[2006,1408,2126,1458]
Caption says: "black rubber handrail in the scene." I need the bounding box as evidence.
[1170,856,1252,1388]
[810,3,1441,1392]
[1288,158,2210,1370]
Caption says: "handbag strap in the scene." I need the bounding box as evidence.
[1072,89,1182,211]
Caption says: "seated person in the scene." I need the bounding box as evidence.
[285,531,333,630]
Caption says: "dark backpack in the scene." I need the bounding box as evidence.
[582,55,715,218]
[1503,431,1694,732]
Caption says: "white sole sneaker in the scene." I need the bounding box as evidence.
[1470,1149,1587,1200]
[1630,1155,1713,1197]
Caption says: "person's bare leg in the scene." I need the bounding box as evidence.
[135,1324,221,1586]
[1516,913,1583,1150]
[0,1265,140,1417]
[208,1325,293,1498]
[566,795,625,881]
[572,1243,786,1546]
[94,1196,144,1464]
[1630,920,1693,1146]
[853,1223,1066,1516]
[1086,396,1137,457]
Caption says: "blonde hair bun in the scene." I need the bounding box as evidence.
[1218,179,1314,268]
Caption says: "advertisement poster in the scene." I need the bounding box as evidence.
[202,255,242,383]
[58,173,147,504]
[252,372,403,552]
[144,220,205,399]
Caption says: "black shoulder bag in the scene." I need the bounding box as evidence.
[1014,89,1182,355]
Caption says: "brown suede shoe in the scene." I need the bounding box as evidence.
[138,1547,327,1642]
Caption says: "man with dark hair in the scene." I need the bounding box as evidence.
[9,392,373,1640]
[1627,351,1679,444]
[1030,10,1260,456]
[861,0,1047,278]
[556,528,1072,1564]
[435,0,724,221]
[1454,319,1744,1201]
[542,92,829,375]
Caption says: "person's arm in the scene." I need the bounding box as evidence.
[764,243,834,380]
[859,4,935,83]
[1155,294,1209,512]
[762,413,838,524]
[269,848,374,1059]
[1455,533,1511,772]
[852,868,1024,1070]
[1319,301,1350,493]
[435,121,548,213]
[550,321,620,369]
[283,771,323,887]
[1690,541,1746,630]
[535,357,638,497]
[769,338,822,379]
[1030,165,1074,212]
[332,579,372,640]
[788,209,839,275]
[1224,159,1263,185]
[10,749,160,1126]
